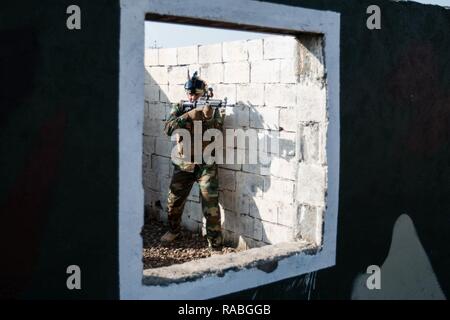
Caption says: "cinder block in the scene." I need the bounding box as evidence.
[159,176,170,194]
[219,162,242,171]
[278,131,297,158]
[219,190,235,212]
[168,85,187,103]
[164,103,173,119]
[142,152,151,173]
[143,136,155,155]
[263,177,295,204]
[249,106,279,130]
[201,63,224,84]
[177,45,198,65]
[143,171,159,191]
[257,130,280,156]
[296,164,326,206]
[224,62,250,84]
[151,154,171,178]
[223,40,248,62]
[209,84,236,104]
[144,119,165,137]
[144,48,158,66]
[222,229,238,246]
[298,204,324,245]
[261,222,294,244]
[147,102,166,120]
[279,107,298,132]
[263,36,299,60]
[249,198,277,223]
[236,194,250,215]
[236,172,264,197]
[158,85,170,103]
[297,35,325,81]
[297,122,320,163]
[222,148,243,169]
[253,218,263,241]
[264,84,297,107]
[277,203,297,226]
[144,170,159,192]
[158,47,177,66]
[296,83,327,122]
[239,214,255,239]
[270,157,297,180]
[155,137,173,157]
[199,43,222,64]
[144,84,159,103]
[222,210,238,232]
[242,163,271,176]
[144,70,152,85]
[242,236,266,249]
[146,66,168,85]
[224,105,250,128]
[250,60,280,83]
[320,124,327,166]
[168,66,189,85]
[232,130,259,164]
[236,84,264,106]
[247,39,263,61]
[218,168,236,191]
[280,59,300,83]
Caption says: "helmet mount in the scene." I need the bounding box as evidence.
[184,71,206,95]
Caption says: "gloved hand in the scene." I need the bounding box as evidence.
[182,108,204,121]
[202,104,213,120]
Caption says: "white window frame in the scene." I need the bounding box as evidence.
[119,0,340,300]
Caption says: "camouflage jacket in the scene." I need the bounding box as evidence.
[164,102,225,172]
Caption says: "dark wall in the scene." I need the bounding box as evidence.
[224,0,450,299]
[0,0,448,299]
[0,1,119,299]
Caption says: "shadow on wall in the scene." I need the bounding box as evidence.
[142,35,327,251]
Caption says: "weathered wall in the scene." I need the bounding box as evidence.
[222,0,450,300]
[0,0,449,299]
[143,35,327,248]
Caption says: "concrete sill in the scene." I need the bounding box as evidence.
[142,240,318,286]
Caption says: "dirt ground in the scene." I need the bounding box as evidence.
[141,219,239,269]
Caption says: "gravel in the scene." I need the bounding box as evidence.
[142,219,240,269]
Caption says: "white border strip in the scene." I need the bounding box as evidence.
[119,0,340,300]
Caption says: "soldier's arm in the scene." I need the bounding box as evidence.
[164,103,190,136]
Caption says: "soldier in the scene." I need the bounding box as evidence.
[160,72,225,251]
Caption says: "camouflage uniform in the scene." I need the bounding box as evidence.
[164,102,225,248]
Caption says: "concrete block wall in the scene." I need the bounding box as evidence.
[143,35,327,249]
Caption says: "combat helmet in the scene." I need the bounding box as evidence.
[184,71,207,95]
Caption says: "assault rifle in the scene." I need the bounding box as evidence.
[180,88,228,114]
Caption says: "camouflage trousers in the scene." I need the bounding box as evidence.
[167,164,222,248]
